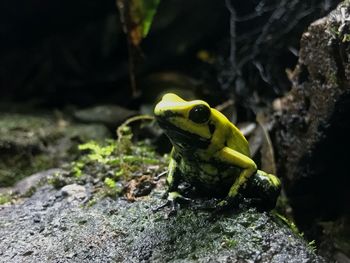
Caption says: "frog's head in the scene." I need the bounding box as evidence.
[154,93,214,149]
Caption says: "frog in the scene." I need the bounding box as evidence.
[154,93,281,213]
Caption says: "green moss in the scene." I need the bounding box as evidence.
[272,211,301,237]
[71,161,84,178]
[308,240,317,253]
[104,177,116,188]
[273,194,305,240]
[342,33,350,42]
[103,177,122,197]
[221,236,237,248]
[66,115,167,201]
[78,140,116,163]
[86,198,97,207]
[70,138,165,198]
[0,193,12,205]
[328,17,350,44]
[329,26,340,38]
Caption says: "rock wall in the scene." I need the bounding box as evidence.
[273,1,350,259]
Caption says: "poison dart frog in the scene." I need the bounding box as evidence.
[154,93,281,212]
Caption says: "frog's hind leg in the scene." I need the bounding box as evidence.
[242,170,281,211]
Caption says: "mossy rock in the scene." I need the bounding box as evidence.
[0,113,111,187]
[0,183,325,262]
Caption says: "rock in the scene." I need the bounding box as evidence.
[64,123,111,142]
[73,105,137,128]
[274,1,350,188]
[61,184,87,202]
[272,1,350,260]
[0,184,325,262]
[0,113,61,187]
[12,169,63,196]
[0,112,111,187]
[0,113,57,152]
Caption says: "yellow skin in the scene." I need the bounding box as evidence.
[154,93,280,209]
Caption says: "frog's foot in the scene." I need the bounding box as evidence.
[152,191,191,216]
[241,170,281,211]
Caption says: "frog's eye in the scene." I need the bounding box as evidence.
[189,104,210,123]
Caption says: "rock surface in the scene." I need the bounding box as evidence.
[274,0,350,189]
[0,181,324,263]
[272,1,350,260]
[73,105,137,128]
[2,169,63,196]
[0,113,111,187]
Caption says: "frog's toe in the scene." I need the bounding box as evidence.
[152,199,171,213]
[152,199,180,217]
[168,191,191,203]
[152,192,190,215]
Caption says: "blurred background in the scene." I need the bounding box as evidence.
[0,0,338,109]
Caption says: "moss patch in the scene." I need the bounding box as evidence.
[55,129,168,201]
[0,193,12,205]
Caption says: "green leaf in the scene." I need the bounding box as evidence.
[133,0,161,38]
[117,0,161,46]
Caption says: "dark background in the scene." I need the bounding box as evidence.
[0,0,339,109]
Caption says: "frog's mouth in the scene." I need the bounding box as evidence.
[156,116,210,150]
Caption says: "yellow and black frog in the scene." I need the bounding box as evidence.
[154,93,281,213]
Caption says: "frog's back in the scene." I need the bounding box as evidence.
[211,109,251,157]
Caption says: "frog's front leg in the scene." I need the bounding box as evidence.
[165,157,181,193]
[215,147,257,207]
[153,154,189,214]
